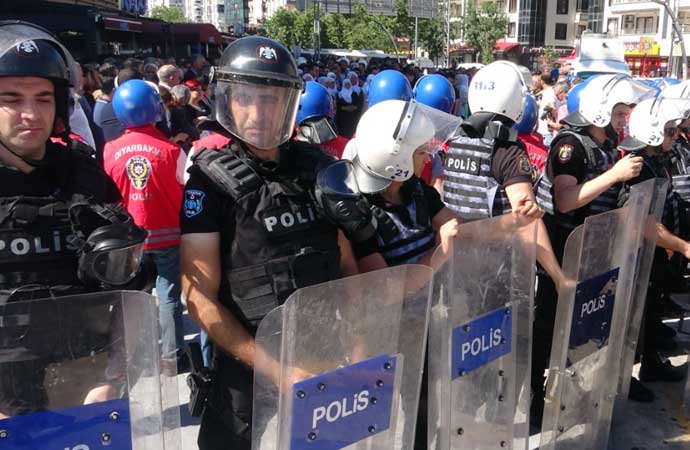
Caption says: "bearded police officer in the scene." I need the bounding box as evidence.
[179,36,361,450]
[532,73,656,420]
[0,22,147,416]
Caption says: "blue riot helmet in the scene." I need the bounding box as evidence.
[113,79,162,128]
[513,94,538,135]
[367,70,412,107]
[297,81,333,125]
[413,74,456,113]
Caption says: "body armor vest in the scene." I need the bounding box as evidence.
[371,179,435,267]
[192,143,341,326]
[671,140,690,201]
[0,195,83,301]
[536,130,620,232]
[442,135,512,221]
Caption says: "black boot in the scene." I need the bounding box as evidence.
[627,377,654,402]
[639,358,686,383]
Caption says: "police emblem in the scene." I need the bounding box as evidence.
[126,155,152,190]
[15,40,39,55]
[518,155,532,175]
[184,190,205,218]
[558,144,574,163]
[257,46,278,63]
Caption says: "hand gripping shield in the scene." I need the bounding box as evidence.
[427,215,538,450]
[0,290,181,450]
[252,265,434,450]
[539,179,658,450]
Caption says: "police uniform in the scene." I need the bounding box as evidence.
[531,128,621,411]
[441,122,534,221]
[0,140,122,415]
[180,140,343,450]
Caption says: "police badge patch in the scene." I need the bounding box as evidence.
[184,190,205,218]
[518,155,532,175]
[15,40,39,55]
[257,46,278,63]
[558,144,574,163]
[126,155,152,190]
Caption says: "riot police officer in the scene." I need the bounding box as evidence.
[295,80,349,159]
[179,36,361,450]
[533,73,655,420]
[0,21,146,416]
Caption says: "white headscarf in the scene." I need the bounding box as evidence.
[303,73,314,82]
[363,74,375,96]
[348,72,361,95]
[325,78,337,98]
[339,79,353,104]
[327,72,337,80]
[317,76,328,86]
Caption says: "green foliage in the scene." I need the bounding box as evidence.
[265,8,300,49]
[462,2,508,64]
[149,5,187,23]
[543,46,560,67]
[419,17,446,61]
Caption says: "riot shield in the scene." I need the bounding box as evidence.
[0,290,180,450]
[427,215,538,450]
[252,265,434,450]
[615,179,667,403]
[539,179,657,450]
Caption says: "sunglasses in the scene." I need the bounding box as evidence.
[664,127,679,137]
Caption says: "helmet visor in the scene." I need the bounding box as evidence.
[90,242,144,286]
[393,100,462,155]
[317,160,361,196]
[215,79,301,149]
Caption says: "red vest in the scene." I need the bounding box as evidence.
[104,125,184,250]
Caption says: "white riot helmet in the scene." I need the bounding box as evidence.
[619,97,690,150]
[658,80,690,100]
[567,73,655,128]
[347,99,461,193]
[467,60,529,122]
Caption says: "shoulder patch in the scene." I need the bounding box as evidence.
[184,189,206,218]
[558,144,574,163]
[518,155,532,175]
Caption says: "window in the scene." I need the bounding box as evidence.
[623,14,634,30]
[218,4,225,13]
[557,0,568,14]
[577,24,587,37]
[555,23,568,40]
[576,0,588,13]
[509,0,517,13]
[680,10,690,32]
[508,22,516,38]
[635,16,656,33]
[607,18,619,34]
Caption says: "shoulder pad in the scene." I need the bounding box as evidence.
[70,139,97,159]
[484,121,519,144]
[192,147,263,200]
[290,141,336,180]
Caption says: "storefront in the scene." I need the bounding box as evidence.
[623,37,667,78]
[494,41,521,63]
[520,46,574,72]
[449,44,478,64]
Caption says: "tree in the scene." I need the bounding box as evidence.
[462,2,508,64]
[419,17,446,62]
[149,5,187,23]
[265,8,299,49]
[322,13,350,49]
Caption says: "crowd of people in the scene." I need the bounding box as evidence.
[3,18,690,450]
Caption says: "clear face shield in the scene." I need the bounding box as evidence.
[581,74,657,127]
[215,79,302,149]
[625,97,690,149]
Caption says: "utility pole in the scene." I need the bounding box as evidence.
[414,16,419,60]
[445,0,451,67]
[650,0,687,79]
[313,0,321,60]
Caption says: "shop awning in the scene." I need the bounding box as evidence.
[171,23,223,44]
[494,42,519,52]
[104,17,143,33]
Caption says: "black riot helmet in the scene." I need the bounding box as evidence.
[0,21,78,137]
[214,36,303,149]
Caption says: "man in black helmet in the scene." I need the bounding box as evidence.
[0,22,148,417]
[180,36,363,449]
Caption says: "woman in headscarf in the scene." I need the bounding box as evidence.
[453,72,469,118]
[336,73,364,138]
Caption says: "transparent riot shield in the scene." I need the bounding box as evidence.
[427,215,538,450]
[539,179,657,450]
[252,265,434,450]
[0,290,180,450]
[615,179,667,404]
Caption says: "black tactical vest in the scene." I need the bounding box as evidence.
[442,134,512,221]
[536,130,620,232]
[192,142,341,326]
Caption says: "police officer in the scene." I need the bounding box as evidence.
[532,73,655,420]
[367,69,413,107]
[0,22,146,416]
[616,97,690,400]
[295,80,349,159]
[432,61,562,284]
[179,36,361,450]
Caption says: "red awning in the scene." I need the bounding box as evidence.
[171,23,223,44]
[494,42,519,52]
[104,17,143,33]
